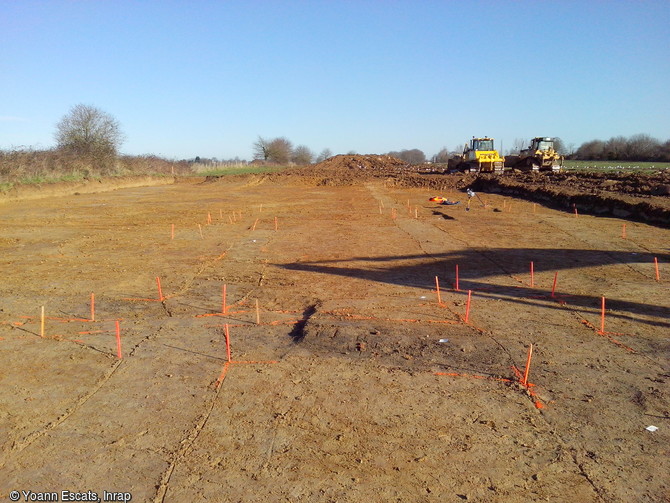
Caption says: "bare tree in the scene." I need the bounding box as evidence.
[55,104,124,159]
[553,137,566,155]
[604,136,628,160]
[266,137,293,164]
[626,134,660,161]
[432,147,450,163]
[575,139,605,160]
[661,140,670,162]
[291,145,314,165]
[252,136,270,160]
[512,138,526,153]
[252,136,293,163]
[315,148,333,163]
[387,149,425,164]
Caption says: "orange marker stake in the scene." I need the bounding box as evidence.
[222,284,227,315]
[115,320,122,359]
[522,344,533,386]
[90,293,95,322]
[530,261,535,288]
[599,296,606,334]
[455,264,460,291]
[414,207,418,219]
[274,216,278,231]
[156,277,164,302]
[198,223,204,239]
[391,208,397,220]
[551,272,558,298]
[252,218,259,231]
[224,323,231,362]
[464,290,472,323]
[379,204,382,215]
[533,203,537,213]
[171,223,175,240]
[654,257,660,281]
[255,299,260,325]
[573,206,578,218]
[435,276,442,305]
[40,306,45,338]
[621,223,626,239]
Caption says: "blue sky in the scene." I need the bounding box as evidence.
[1,0,669,160]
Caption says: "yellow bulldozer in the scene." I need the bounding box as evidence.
[448,137,505,173]
[504,137,563,172]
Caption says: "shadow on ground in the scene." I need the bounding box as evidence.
[280,248,670,328]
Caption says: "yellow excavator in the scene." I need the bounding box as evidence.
[505,137,563,172]
[448,137,505,173]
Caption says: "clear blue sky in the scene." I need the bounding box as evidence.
[2,0,669,160]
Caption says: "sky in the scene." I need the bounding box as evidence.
[1,0,669,160]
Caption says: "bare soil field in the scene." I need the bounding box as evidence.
[1,163,668,502]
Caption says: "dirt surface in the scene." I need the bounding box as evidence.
[1,163,669,502]
[467,172,670,227]
[281,156,670,227]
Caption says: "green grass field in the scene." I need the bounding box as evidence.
[193,163,294,177]
[562,160,670,173]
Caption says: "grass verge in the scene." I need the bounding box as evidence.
[194,164,294,176]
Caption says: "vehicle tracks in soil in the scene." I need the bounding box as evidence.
[0,324,167,467]
[152,375,226,503]
[2,179,667,501]
[0,357,123,469]
[368,184,667,501]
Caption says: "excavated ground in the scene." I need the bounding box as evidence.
[280,155,670,227]
[0,159,669,502]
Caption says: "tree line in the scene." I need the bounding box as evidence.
[387,134,670,164]
[4,103,669,185]
[571,134,670,162]
[252,136,333,165]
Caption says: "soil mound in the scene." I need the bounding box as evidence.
[470,171,670,227]
[499,170,670,197]
[275,154,413,185]
[314,154,409,173]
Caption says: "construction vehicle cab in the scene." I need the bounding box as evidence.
[448,137,505,173]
